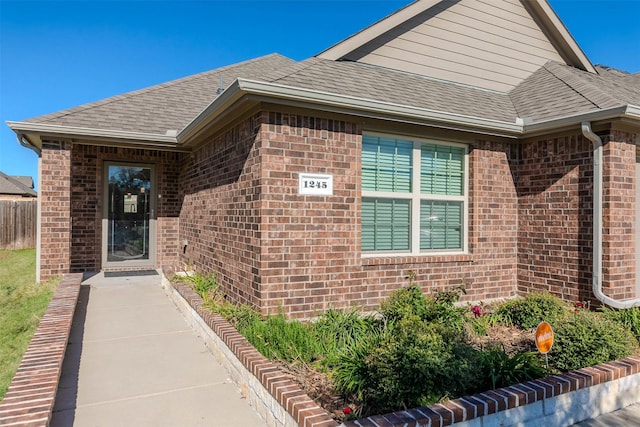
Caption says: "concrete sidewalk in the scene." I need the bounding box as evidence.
[571,402,640,426]
[50,271,266,427]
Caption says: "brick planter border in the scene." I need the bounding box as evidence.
[0,273,83,427]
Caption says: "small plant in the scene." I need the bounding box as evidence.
[242,313,321,363]
[380,283,468,331]
[313,308,381,369]
[549,310,638,372]
[174,270,218,299]
[479,345,548,390]
[495,292,566,329]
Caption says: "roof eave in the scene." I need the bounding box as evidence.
[522,105,640,137]
[6,121,184,151]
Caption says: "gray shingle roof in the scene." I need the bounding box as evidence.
[268,58,519,122]
[510,61,640,122]
[14,54,640,138]
[0,172,37,197]
[27,54,297,135]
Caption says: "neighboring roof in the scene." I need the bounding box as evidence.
[317,0,596,92]
[0,172,37,197]
[6,1,640,147]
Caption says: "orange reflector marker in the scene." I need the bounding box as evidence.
[535,321,554,354]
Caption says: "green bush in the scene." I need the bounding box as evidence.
[380,285,467,331]
[332,315,483,415]
[206,299,261,331]
[495,292,566,329]
[600,306,640,341]
[549,311,638,372]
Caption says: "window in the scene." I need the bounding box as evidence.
[362,134,467,255]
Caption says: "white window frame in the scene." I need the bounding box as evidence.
[362,132,469,257]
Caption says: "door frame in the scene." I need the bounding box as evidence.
[102,161,157,270]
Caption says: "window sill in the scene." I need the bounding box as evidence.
[362,253,473,266]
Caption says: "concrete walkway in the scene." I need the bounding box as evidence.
[50,272,266,427]
[571,402,640,426]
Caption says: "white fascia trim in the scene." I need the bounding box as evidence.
[186,78,523,137]
[522,105,638,135]
[6,121,179,145]
[625,104,640,120]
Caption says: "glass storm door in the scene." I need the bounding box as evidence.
[103,163,156,268]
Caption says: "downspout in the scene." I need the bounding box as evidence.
[16,135,42,282]
[582,121,640,309]
[17,134,41,156]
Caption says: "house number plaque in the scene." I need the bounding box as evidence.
[298,173,333,196]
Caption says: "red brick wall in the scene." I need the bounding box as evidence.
[40,141,72,280]
[39,142,183,278]
[602,132,636,300]
[179,113,264,307]
[258,113,362,316]
[517,130,637,304]
[517,134,593,302]
[40,121,636,314]
[180,111,520,317]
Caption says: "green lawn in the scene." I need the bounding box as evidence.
[0,249,58,400]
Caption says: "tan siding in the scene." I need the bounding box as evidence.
[351,0,566,92]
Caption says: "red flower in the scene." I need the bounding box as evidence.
[343,407,352,415]
[471,305,483,318]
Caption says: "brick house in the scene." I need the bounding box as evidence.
[8,0,640,317]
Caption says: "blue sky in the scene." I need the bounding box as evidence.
[1,0,639,188]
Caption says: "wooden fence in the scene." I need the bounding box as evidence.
[0,199,37,250]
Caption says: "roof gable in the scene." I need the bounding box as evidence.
[318,0,595,92]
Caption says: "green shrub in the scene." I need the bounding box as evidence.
[332,315,483,415]
[600,306,640,341]
[206,299,261,331]
[495,292,566,329]
[380,285,467,331]
[467,308,510,336]
[549,311,638,372]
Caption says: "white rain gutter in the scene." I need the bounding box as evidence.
[582,121,640,309]
[7,121,180,146]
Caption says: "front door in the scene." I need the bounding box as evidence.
[102,163,156,269]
